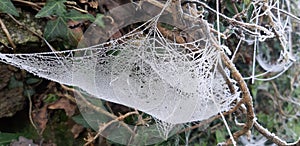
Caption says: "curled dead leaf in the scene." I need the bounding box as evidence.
[48,98,77,117]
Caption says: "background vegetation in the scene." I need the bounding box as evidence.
[0,0,299,145]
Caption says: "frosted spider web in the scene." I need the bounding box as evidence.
[0,0,240,142]
[232,0,298,82]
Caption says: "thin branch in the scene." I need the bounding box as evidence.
[66,5,88,13]
[56,93,76,103]
[177,98,244,134]
[26,91,39,135]
[253,120,300,146]
[84,111,139,146]
[60,84,136,135]
[8,14,44,40]
[12,0,42,9]
[185,0,274,37]
[157,23,185,44]
[269,5,300,22]
[221,52,255,145]
[8,14,59,53]
[0,18,16,49]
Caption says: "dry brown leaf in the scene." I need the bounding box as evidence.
[88,1,99,9]
[68,20,84,43]
[32,105,48,134]
[111,31,122,39]
[48,98,77,117]
[71,124,85,138]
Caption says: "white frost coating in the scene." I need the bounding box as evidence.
[256,53,293,73]
[0,6,240,125]
[0,30,239,124]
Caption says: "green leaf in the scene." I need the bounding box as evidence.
[72,114,91,128]
[247,4,254,21]
[44,16,83,45]
[0,0,19,16]
[215,130,226,144]
[35,0,67,18]
[0,132,19,145]
[106,49,121,56]
[8,76,23,89]
[24,88,36,97]
[214,22,226,33]
[44,16,68,41]
[65,10,95,21]
[25,78,41,85]
[94,14,105,28]
[43,94,59,103]
[225,0,236,16]
[244,0,251,7]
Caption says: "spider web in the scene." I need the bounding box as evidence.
[0,0,240,138]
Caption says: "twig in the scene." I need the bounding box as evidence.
[65,1,77,5]
[221,52,255,145]
[105,102,114,113]
[7,14,44,40]
[60,84,135,135]
[210,28,227,39]
[179,115,220,134]
[269,5,300,22]
[263,6,291,58]
[271,76,299,107]
[60,85,118,119]
[271,81,299,118]
[151,1,244,141]
[0,18,16,49]
[7,14,58,52]
[157,23,185,44]
[84,111,139,146]
[253,120,300,146]
[186,0,274,37]
[12,0,42,9]
[26,91,39,135]
[56,93,76,103]
[66,5,88,13]
[177,98,244,134]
